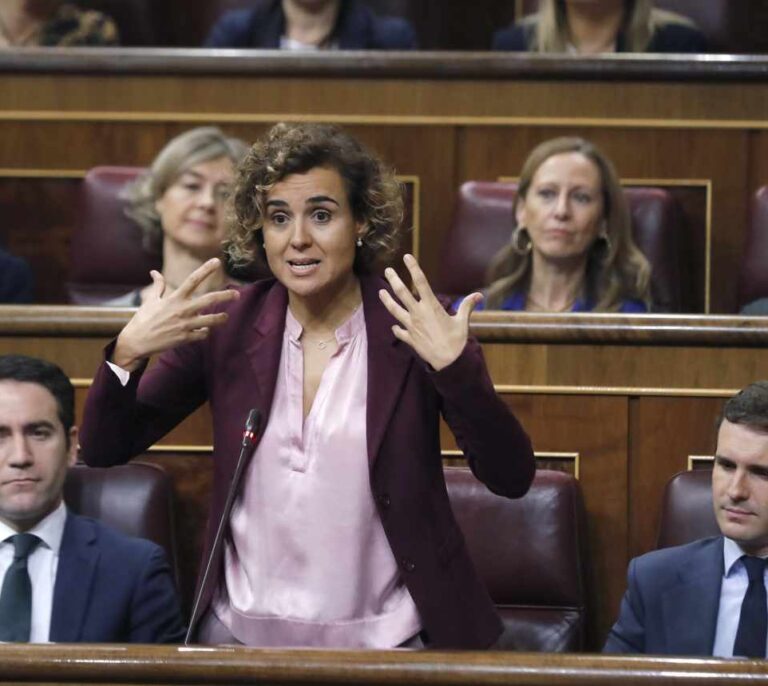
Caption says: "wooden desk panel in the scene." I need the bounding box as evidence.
[1,52,768,311]
[1,643,768,683]
[4,307,768,647]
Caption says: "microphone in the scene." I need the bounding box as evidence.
[185,408,262,644]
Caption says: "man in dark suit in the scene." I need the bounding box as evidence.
[0,354,185,643]
[605,381,768,657]
[204,0,416,50]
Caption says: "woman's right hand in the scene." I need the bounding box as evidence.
[112,258,240,371]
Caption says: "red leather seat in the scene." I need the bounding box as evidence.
[656,469,718,549]
[437,181,685,312]
[445,467,590,651]
[738,186,768,311]
[64,461,179,584]
[68,166,159,305]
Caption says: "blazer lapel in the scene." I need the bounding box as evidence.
[361,275,414,468]
[244,281,288,428]
[662,538,723,655]
[49,513,98,643]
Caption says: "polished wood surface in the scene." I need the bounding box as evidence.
[1,643,768,684]
[1,51,768,310]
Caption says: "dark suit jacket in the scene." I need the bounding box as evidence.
[79,275,534,648]
[492,20,710,53]
[0,248,33,304]
[603,537,723,655]
[49,511,186,643]
[204,0,416,49]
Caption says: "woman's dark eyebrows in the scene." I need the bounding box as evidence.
[307,195,340,206]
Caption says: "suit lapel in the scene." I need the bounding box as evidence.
[361,275,414,468]
[243,282,288,428]
[49,513,98,643]
[662,538,723,655]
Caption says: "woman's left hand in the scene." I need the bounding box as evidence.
[379,254,483,371]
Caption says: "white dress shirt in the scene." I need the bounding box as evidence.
[0,502,66,643]
[712,537,768,657]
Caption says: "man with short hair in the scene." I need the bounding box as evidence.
[605,381,768,656]
[0,354,185,643]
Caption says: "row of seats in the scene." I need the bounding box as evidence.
[66,460,715,651]
[72,0,757,53]
[69,167,768,312]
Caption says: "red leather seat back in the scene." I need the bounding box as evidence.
[437,181,685,312]
[445,467,589,651]
[68,166,160,305]
[656,469,719,549]
[738,186,768,310]
[64,461,179,584]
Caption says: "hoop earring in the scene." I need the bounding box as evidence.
[598,230,613,260]
[511,226,532,255]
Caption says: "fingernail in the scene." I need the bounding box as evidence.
[404,254,414,263]
[385,267,394,276]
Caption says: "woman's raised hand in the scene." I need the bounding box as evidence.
[378,254,483,371]
[112,258,240,371]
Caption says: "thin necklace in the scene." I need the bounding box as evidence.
[302,334,336,350]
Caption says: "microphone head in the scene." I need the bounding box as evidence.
[242,408,261,447]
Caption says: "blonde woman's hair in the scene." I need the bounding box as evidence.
[123,127,249,254]
[228,122,404,274]
[530,0,695,53]
[484,136,651,312]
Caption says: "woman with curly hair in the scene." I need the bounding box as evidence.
[471,136,651,313]
[493,0,709,54]
[79,122,534,649]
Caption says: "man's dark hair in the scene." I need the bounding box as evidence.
[0,355,75,434]
[717,381,768,434]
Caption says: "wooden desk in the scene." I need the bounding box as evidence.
[1,50,768,311]
[1,643,767,684]
[3,306,768,646]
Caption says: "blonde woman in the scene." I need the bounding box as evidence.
[467,136,651,313]
[105,127,248,307]
[493,0,709,54]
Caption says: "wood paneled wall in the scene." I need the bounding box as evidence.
[5,307,768,646]
[1,52,767,311]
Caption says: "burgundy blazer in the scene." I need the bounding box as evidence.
[79,274,534,648]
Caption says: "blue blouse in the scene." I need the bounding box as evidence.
[454,292,648,313]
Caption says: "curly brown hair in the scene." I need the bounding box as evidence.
[227,122,404,274]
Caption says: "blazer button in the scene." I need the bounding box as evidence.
[378,493,391,508]
[401,558,416,573]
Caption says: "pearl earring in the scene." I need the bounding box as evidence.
[356,237,363,248]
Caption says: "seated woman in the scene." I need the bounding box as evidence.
[474,136,650,313]
[79,122,534,649]
[106,127,249,307]
[204,0,416,50]
[0,0,119,47]
[493,0,709,54]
